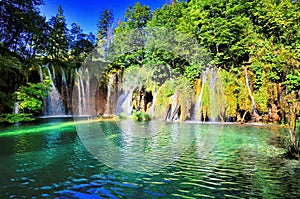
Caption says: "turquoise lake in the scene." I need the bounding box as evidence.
[0,118,299,198]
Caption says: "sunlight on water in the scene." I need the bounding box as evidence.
[0,119,299,198]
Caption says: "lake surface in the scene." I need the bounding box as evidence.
[0,118,299,198]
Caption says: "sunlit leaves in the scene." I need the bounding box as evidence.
[15,78,52,113]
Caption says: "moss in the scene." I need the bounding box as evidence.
[131,111,151,121]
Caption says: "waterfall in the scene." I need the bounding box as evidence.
[171,93,179,121]
[116,73,139,116]
[14,102,19,114]
[192,67,222,122]
[193,68,208,120]
[126,89,134,115]
[76,74,82,115]
[244,67,257,113]
[86,68,90,114]
[209,68,219,122]
[61,67,70,115]
[51,65,56,80]
[150,83,159,119]
[39,65,43,82]
[75,68,91,116]
[44,64,65,116]
[105,74,115,115]
[116,88,135,115]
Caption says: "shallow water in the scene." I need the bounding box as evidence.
[0,118,299,198]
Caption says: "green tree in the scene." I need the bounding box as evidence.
[15,77,52,113]
[115,2,151,33]
[69,22,94,66]
[0,0,45,57]
[0,0,46,113]
[148,0,186,29]
[0,78,52,123]
[47,6,69,62]
[97,9,114,41]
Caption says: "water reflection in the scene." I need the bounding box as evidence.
[76,119,195,173]
[0,119,299,198]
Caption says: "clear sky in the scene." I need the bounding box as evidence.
[39,0,168,34]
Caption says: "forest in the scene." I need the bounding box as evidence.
[0,0,299,156]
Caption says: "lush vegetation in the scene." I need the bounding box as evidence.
[0,0,299,156]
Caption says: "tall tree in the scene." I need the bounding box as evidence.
[0,0,45,58]
[47,6,69,62]
[97,9,114,41]
[115,2,151,34]
[0,0,46,113]
[69,22,95,66]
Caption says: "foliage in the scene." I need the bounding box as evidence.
[0,0,45,57]
[148,1,186,29]
[184,65,202,85]
[46,6,69,62]
[0,113,33,123]
[0,2,95,114]
[115,2,151,33]
[97,9,114,41]
[14,78,52,113]
[220,69,239,117]
[131,111,151,121]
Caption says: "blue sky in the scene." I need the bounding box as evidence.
[39,0,168,34]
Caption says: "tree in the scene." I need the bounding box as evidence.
[47,6,69,62]
[97,9,114,41]
[177,0,254,68]
[148,0,186,29]
[0,78,52,123]
[15,77,52,113]
[0,0,47,113]
[69,22,94,65]
[0,0,45,58]
[115,2,151,34]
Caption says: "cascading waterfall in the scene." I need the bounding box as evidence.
[14,102,19,114]
[116,74,139,115]
[75,68,91,116]
[43,64,65,116]
[39,65,43,82]
[61,67,70,115]
[76,73,82,115]
[116,88,135,115]
[149,83,163,119]
[170,93,179,121]
[192,67,222,122]
[244,67,257,113]
[209,68,219,122]
[193,68,209,120]
[150,84,156,119]
[105,74,115,115]
[51,65,56,81]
